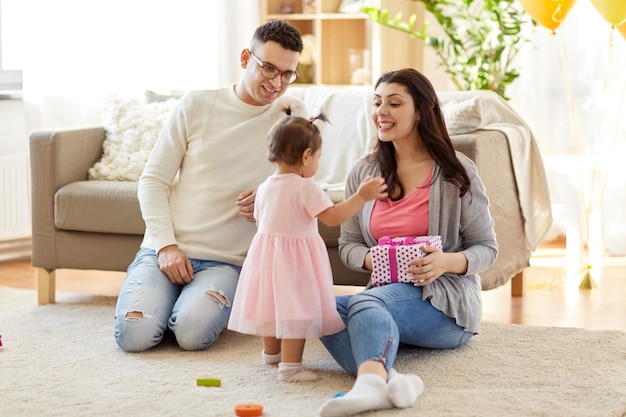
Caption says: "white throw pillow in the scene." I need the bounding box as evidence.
[88,94,178,181]
[441,95,483,135]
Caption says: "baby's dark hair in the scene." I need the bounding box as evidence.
[268,112,328,165]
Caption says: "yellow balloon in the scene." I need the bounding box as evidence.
[590,0,626,26]
[519,0,577,31]
[618,22,626,40]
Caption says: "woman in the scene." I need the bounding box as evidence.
[318,68,498,417]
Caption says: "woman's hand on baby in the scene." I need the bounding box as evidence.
[356,176,388,201]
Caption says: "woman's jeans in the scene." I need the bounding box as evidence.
[114,248,240,352]
[320,283,475,376]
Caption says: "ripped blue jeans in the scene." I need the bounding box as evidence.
[114,248,240,352]
[319,284,475,376]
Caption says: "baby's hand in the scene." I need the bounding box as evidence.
[356,176,388,201]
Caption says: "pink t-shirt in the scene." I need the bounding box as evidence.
[370,170,432,240]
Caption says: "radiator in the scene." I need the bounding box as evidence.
[0,155,31,238]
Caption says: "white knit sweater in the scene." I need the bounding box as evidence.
[138,85,307,266]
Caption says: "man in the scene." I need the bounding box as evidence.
[114,20,307,352]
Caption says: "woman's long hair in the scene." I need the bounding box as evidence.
[371,68,470,200]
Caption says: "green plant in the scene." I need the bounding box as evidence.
[362,0,531,99]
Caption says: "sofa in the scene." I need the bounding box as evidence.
[30,86,552,305]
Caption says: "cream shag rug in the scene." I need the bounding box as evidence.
[2,286,625,417]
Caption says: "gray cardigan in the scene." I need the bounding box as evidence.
[338,152,498,334]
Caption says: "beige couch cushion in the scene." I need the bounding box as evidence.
[55,181,144,235]
[54,180,344,243]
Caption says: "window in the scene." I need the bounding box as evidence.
[0,0,23,96]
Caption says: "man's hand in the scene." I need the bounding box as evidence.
[236,189,256,223]
[158,245,194,285]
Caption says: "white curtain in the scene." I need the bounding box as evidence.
[2,0,260,132]
[509,1,626,257]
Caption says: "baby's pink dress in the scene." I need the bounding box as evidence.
[228,173,345,339]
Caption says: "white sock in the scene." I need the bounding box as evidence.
[318,373,393,417]
[278,362,320,383]
[262,350,281,365]
[387,368,424,408]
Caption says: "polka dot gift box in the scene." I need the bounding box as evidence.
[371,236,443,287]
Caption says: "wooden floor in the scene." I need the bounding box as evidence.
[1,238,625,332]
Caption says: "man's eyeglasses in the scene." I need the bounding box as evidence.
[248,50,299,84]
